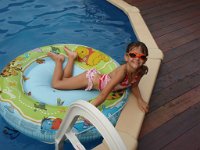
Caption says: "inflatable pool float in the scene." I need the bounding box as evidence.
[0,44,129,143]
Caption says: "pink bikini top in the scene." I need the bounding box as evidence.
[99,74,141,91]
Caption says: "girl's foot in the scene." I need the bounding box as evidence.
[47,52,65,62]
[64,46,77,60]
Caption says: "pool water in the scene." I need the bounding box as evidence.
[0,0,137,149]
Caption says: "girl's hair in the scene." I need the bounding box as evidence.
[137,65,148,76]
[126,41,148,56]
[126,41,149,75]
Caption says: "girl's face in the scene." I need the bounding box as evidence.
[125,46,147,70]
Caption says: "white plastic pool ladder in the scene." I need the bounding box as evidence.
[55,100,126,150]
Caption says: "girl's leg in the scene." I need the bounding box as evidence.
[48,52,88,90]
[63,46,77,78]
[47,52,65,86]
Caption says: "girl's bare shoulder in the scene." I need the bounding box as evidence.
[109,64,126,77]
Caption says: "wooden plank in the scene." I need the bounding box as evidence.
[162,38,200,63]
[162,122,200,150]
[159,47,200,77]
[139,85,200,138]
[144,3,200,26]
[141,0,194,19]
[157,29,200,52]
[126,0,174,10]
[152,15,200,38]
[138,102,200,150]
[143,0,199,21]
[156,22,200,45]
[153,48,200,92]
[150,69,200,112]
[137,0,192,14]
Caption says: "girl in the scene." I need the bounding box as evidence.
[47,41,149,112]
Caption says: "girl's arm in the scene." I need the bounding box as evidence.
[91,66,125,107]
[131,85,149,113]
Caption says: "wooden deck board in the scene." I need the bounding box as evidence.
[156,29,200,52]
[124,0,200,149]
[142,0,198,20]
[162,38,200,63]
[148,8,200,31]
[162,122,200,150]
[152,16,200,38]
[140,85,200,137]
[138,102,200,150]
[150,70,200,111]
[155,23,200,44]
[154,47,200,91]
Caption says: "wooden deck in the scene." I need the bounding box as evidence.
[124,0,200,149]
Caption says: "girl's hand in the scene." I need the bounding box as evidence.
[137,98,149,113]
[83,118,92,125]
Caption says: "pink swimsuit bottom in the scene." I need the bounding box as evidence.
[85,69,133,91]
[85,69,99,91]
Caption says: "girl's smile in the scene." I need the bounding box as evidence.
[125,47,146,71]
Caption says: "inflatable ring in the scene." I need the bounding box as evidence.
[0,44,129,143]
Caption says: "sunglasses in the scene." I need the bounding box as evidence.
[127,52,147,60]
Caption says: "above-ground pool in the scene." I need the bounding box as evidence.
[0,0,137,149]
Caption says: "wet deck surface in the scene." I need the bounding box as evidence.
[124,0,200,149]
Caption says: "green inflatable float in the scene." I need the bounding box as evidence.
[0,44,129,143]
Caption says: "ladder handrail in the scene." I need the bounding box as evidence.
[55,100,127,150]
